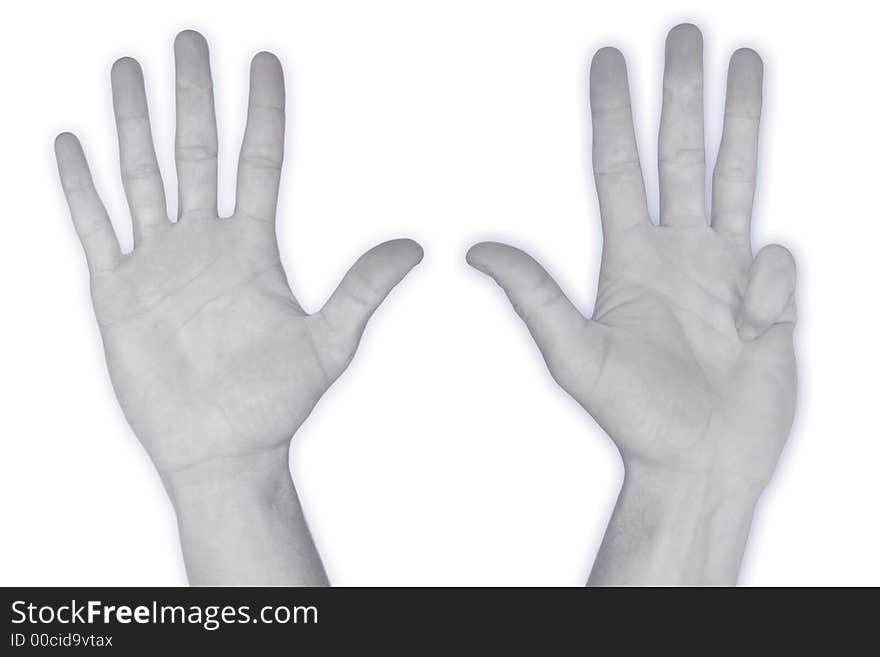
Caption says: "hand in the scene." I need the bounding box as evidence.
[55,31,422,584]
[467,24,796,584]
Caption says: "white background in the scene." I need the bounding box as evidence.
[1,0,878,585]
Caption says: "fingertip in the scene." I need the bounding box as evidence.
[724,47,763,117]
[252,50,282,72]
[667,22,702,45]
[666,24,703,67]
[591,46,625,76]
[360,239,424,276]
[759,242,795,261]
[731,47,763,75]
[408,240,425,266]
[111,56,141,79]
[465,242,487,267]
[174,29,208,53]
[738,243,797,340]
[388,237,424,268]
[593,46,624,65]
[732,47,762,63]
[465,241,506,269]
[54,131,79,155]
[249,51,285,103]
[664,23,703,85]
[755,243,797,278]
[590,47,631,109]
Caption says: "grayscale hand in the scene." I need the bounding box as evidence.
[55,31,422,585]
[467,24,796,585]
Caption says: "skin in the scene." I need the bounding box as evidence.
[55,30,422,585]
[468,24,797,585]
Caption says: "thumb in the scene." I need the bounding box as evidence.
[320,238,423,337]
[736,244,797,341]
[466,242,598,378]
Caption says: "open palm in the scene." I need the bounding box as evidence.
[56,31,421,476]
[469,25,796,487]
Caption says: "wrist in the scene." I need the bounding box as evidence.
[622,459,764,521]
[589,459,762,586]
[162,444,294,512]
[160,445,327,585]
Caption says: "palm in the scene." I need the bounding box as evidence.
[56,32,421,477]
[585,225,793,480]
[469,26,796,485]
[92,219,332,472]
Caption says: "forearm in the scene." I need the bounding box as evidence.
[587,460,763,586]
[164,445,328,586]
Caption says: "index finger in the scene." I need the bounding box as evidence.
[590,47,651,235]
[711,48,763,247]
